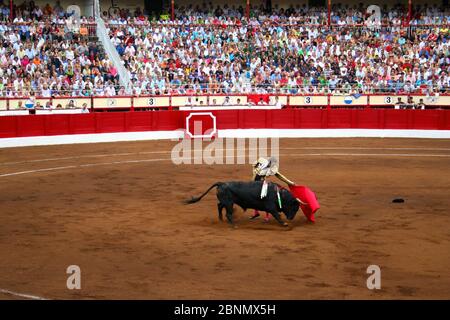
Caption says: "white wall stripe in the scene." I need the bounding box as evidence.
[0,130,184,149]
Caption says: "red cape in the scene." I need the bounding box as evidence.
[288,185,320,223]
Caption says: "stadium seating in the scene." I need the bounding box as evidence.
[0,1,448,105]
[0,1,115,99]
[106,3,449,95]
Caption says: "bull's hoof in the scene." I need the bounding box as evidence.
[229,224,238,229]
[281,223,292,231]
[249,213,260,220]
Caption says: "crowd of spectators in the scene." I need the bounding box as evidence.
[106,3,449,96]
[0,0,97,24]
[0,0,123,97]
[0,1,449,98]
[103,2,450,27]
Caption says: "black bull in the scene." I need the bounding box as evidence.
[184,181,301,227]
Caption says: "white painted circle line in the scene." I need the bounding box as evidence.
[1,147,450,166]
[289,153,450,158]
[282,147,450,151]
[1,153,450,179]
[0,288,49,300]
[0,165,78,177]
[0,151,165,166]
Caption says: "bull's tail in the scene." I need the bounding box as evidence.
[184,182,224,205]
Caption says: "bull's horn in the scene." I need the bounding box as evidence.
[296,198,308,206]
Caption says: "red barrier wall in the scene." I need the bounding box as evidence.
[1,109,450,139]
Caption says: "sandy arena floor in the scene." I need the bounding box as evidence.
[0,138,449,299]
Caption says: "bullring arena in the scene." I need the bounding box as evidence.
[1,0,450,302]
[1,135,449,299]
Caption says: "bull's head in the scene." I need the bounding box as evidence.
[280,189,300,220]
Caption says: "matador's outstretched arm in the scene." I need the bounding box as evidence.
[275,172,308,205]
[275,172,295,186]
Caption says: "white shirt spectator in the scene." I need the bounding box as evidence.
[65,49,75,61]
[41,88,52,97]
[222,97,232,105]
[124,45,136,56]
[105,85,116,96]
